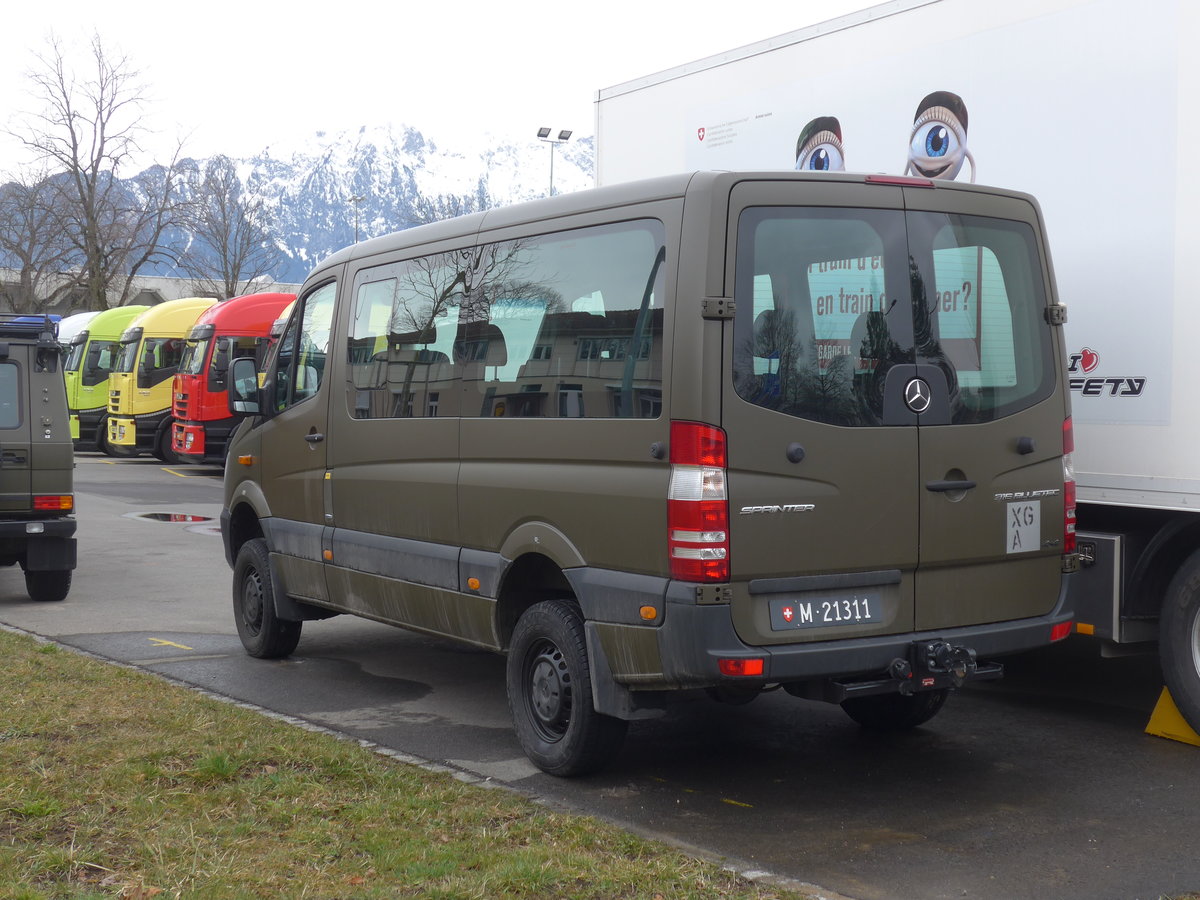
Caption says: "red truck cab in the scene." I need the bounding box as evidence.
[171,292,295,464]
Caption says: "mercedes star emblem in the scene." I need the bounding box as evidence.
[904,378,932,413]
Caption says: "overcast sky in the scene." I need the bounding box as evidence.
[1,0,875,172]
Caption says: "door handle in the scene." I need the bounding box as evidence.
[304,432,325,444]
[926,479,976,493]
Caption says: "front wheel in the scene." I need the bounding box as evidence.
[155,423,179,464]
[1160,550,1200,734]
[841,689,949,731]
[233,538,301,658]
[506,599,627,777]
[25,569,71,603]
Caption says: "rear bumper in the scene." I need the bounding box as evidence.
[582,570,1072,691]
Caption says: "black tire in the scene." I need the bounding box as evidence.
[233,538,301,658]
[25,569,71,603]
[155,424,179,464]
[506,599,627,776]
[841,688,949,731]
[1160,550,1200,734]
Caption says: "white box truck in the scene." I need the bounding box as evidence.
[595,0,1200,734]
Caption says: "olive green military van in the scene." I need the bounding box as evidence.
[0,315,76,602]
[222,171,1077,775]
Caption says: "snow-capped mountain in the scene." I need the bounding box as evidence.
[173,124,596,284]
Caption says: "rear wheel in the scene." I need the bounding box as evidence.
[25,569,71,603]
[233,538,301,658]
[1160,550,1200,734]
[841,689,949,731]
[507,599,627,776]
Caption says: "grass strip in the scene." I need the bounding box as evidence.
[0,630,813,900]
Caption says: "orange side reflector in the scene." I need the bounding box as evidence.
[639,606,658,621]
[238,455,255,466]
[33,495,73,511]
[467,577,481,591]
[323,549,333,561]
[1075,622,1095,636]
[718,658,764,677]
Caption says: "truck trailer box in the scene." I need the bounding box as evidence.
[595,0,1200,733]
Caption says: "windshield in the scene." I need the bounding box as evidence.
[64,335,88,373]
[115,338,140,373]
[180,338,211,376]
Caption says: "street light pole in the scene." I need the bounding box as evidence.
[536,128,573,197]
[350,195,365,243]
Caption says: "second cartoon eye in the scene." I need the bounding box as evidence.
[795,117,845,172]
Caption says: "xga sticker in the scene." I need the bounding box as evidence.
[1006,500,1040,554]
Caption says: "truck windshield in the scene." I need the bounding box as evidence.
[64,334,88,373]
[115,338,140,373]
[180,338,210,376]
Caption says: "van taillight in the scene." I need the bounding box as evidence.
[34,495,73,512]
[668,421,729,582]
[1063,417,1077,555]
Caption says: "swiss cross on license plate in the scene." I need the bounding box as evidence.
[1006,500,1040,554]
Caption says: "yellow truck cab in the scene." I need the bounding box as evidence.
[107,298,217,461]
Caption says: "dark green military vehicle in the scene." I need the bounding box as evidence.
[0,315,76,602]
[222,171,1077,775]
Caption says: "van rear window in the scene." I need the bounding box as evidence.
[733,207,1054,425]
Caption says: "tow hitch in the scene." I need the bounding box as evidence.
[823,640,1004,703]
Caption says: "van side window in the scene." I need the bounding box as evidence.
[0,363,19,429]
[274,282,336,412]
[346,253,464,418]
[465,220,666,419]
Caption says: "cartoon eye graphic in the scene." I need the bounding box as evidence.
[798,140,845,171]
[905,91,975,182]
[912,121,959,160]
[795,116,845,173]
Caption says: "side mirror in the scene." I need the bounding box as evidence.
[228,356,261,416]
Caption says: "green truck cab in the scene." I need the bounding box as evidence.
[0,315,77,602]
[222,172,1077,775]
[64,305,150,455]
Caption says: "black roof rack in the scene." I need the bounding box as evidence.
[0,314,60,342]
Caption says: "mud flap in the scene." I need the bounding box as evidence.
[24,537,77,571]
[584,622,666,722]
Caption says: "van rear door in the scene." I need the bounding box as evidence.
[723,179,919,644]
[722,177,1065,647]
[903,187,1065,629]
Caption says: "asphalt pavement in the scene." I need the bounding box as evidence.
[1,454,1196,900]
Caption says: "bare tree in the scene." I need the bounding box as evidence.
[9,33,188,309]
[0,170,78,313]
[178,155,284,300]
